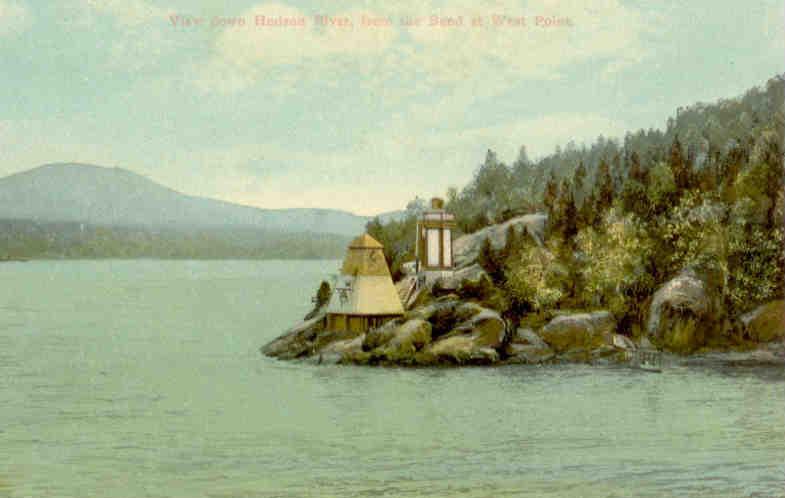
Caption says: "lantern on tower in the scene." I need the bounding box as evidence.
[415,197,456,286]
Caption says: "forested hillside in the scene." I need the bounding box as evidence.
[369,74,784,335]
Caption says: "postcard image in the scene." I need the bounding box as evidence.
[1,1,784,497]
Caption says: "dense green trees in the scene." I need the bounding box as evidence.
[363,74,784,331]
[455,74,784,328]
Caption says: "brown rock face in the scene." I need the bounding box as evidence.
[539,311,615,353]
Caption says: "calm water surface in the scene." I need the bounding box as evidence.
[1,260,783,497]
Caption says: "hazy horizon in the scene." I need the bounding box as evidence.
[1,0,782,215]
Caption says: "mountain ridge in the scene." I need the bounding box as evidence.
[0,163,403,236]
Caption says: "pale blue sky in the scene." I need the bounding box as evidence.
[0,0,782,214]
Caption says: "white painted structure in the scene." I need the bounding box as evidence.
[415,197,456,288]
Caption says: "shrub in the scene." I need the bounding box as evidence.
[504,243,566,312]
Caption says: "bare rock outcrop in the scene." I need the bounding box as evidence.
[452,213,547,269]
[439,263,490,290]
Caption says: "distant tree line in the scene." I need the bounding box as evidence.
[0,220,350,260]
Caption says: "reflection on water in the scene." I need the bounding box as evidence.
[0,260,783,498]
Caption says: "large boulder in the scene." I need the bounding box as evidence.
[417,306,507,365]
[443,309,507,348]
[363,319,432,361]
[316,335,365,364]
[452,213,547,269]
[740,301,785,343]
[539,311,616,353]
[406,298,484,337]
[362,318,406,350]
[647,269,718,353]
[261,311,326,360]
[420,337,500,365]
[511,327,548,348]
[439,263,490,290]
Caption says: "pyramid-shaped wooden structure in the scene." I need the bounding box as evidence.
[325,233,404,333]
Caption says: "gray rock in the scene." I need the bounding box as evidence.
[647,268,717,353]
[539,311,615,353]
[420,336,501,365]
[452,213,547,269]
[320,335,365,356]
[406,299,484,334]
[362,318,406,350]
[418,306,507,365]
[444,309,507,348]
[370,319,432,361]
[512,327,548,348]
[439,263,490,290]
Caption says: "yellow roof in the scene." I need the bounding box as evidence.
[326,275,404,316]
[326,232,403,316]
[349,233,383,249]
[341,233,390,277]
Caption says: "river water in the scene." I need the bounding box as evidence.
[1,260,783,497]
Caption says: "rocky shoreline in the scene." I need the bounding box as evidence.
[261,285,784,368]
[261,215,785,368]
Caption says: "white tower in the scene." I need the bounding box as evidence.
[415,197,455,287]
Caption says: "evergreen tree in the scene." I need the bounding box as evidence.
[628,151,648,185]
[315,280,332,307]
[669,135,692,191]
[760,136,784,229]
[500,225,522,263]
[612,152,624,190]
[478,236,504,282]
[572,161,586,199]
[579,190,598,228]
[543,171,559,215]
[556,179,578,243]
[596,159,614,212]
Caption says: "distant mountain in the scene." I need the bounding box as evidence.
[0,163,375,236]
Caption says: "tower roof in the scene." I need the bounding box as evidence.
[327,232,403,316]
[349,233,383,249]
[341,233,389,277]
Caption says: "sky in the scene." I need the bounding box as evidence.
[0,0,782,215]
